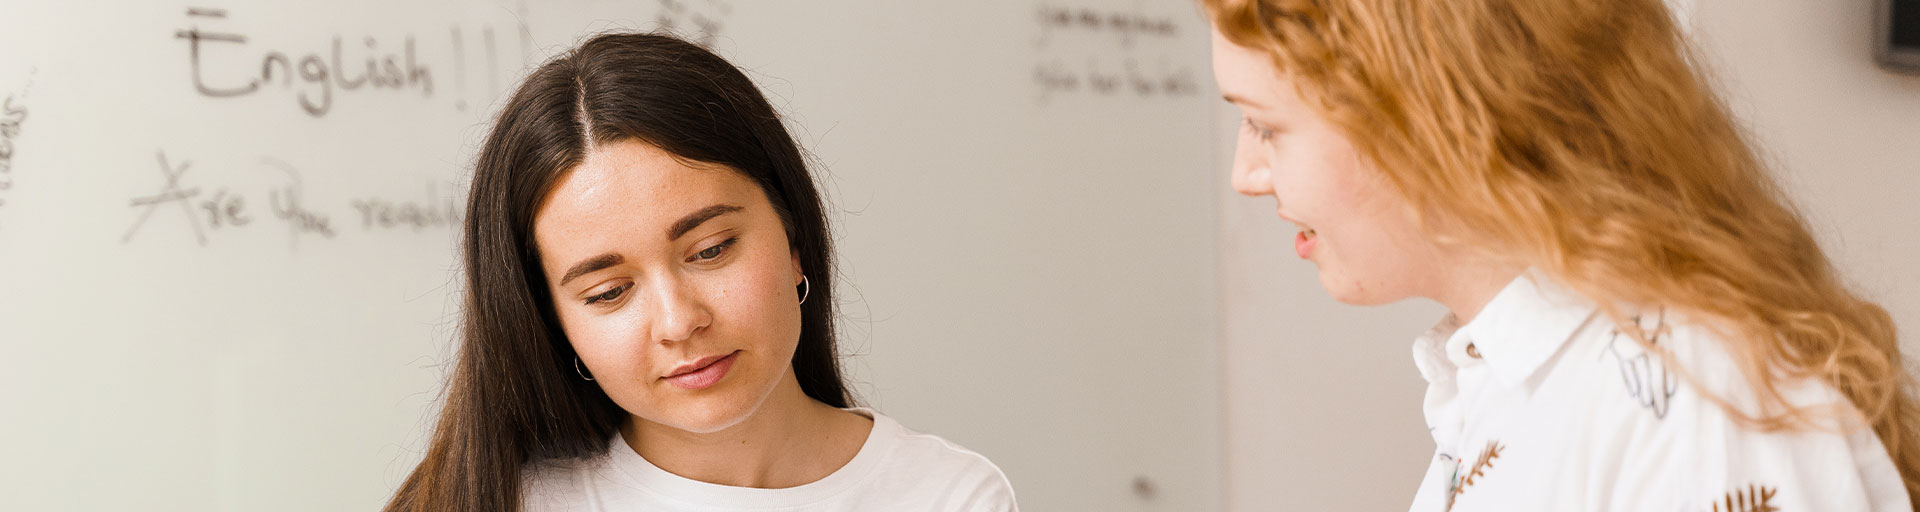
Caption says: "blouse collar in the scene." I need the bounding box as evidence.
[1415,269,1599,388]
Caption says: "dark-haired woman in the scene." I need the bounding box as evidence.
[385,33,1017,512]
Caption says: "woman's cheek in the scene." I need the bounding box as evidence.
[576,316,646,380]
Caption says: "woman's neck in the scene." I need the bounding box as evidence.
[1435,260,1527,325]
[621,371,871,489]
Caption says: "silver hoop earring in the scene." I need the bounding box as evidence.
[574,357,594,381]
[798,275,811,305]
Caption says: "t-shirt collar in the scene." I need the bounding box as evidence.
[603,407,897,507]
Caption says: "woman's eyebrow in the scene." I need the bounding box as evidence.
[666,204,744,241]
[1223,93,1265,109]
[555,204,743,287]
[559,253,623,287]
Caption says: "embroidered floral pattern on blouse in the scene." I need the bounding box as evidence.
[1445,440,1504,511]
[1706,484,1779,512]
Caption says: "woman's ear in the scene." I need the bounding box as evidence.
[791,251,805,285]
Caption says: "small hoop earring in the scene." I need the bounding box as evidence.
[574,357,595,381]
[798,275,811,305]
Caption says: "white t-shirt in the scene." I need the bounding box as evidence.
[1408,271,1909,511]
[521,408,1019,512]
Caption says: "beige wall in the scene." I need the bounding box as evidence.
[1692,0,1920,351]
[1219,1,1920,510]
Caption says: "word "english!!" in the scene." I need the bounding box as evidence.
[174,7,434,117]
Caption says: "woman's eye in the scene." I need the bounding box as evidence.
[692,237,738,262]
[1244,117,1276,142]
[584,284,629,305]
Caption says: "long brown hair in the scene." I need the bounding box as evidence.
[1204,0,1918,503]
[384,32,852,511]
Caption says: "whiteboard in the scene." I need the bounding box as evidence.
[0,1,1223,510]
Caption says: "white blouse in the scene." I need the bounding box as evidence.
[1407,272,1910,511]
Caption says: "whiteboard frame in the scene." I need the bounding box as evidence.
[1879,0,1920,74]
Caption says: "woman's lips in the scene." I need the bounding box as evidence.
[663,351,739,390]
[1279,212,1316,259]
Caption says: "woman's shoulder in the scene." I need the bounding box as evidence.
[869,410,1007,473]
[1571,308,1844,417]
[1564,309,1907,510]
[517,454,611,512]
[858,408,1019,511]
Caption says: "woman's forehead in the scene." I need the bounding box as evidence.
[545,142,754,214]
[533,141,766,247]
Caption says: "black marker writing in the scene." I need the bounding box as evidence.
[175,9,255,98]
[120,150,460,249]
[124,151,208,245]
[516,0,535,61]
[1035,4,1181,48]
[1033,58,1198,104]
[1032,61,1081,96]
[351,185,462,232]
[655,0,731,46]
[1029,4,1201,105]
[0,94,25,209]
[482,26,498,97]
[176,7,434,117]
[200,188,251,228]
[0,71,32,214]
[261,157,337,247]
[450,26,466,111]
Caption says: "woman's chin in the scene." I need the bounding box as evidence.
[1318,269,1399,307]
[635,394,762,435]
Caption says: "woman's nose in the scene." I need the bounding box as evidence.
[1230,135,1275,197]
[646,277,712,345]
